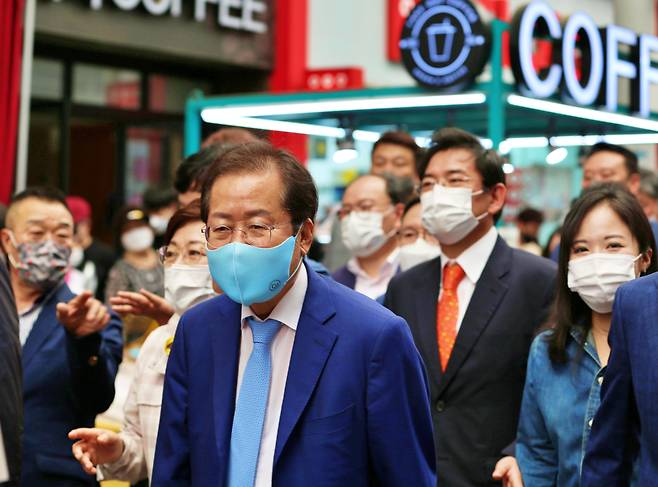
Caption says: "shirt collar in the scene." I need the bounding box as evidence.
[19,281,63,317]
[346,248,400,280]
[440,226,498,284]
[240,263,308,332]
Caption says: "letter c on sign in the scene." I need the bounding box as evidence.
[511,2,562,98]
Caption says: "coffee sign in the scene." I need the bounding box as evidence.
[511,1,658,117]
[400,0,658,118]
[88,0,268,34]
[399,0,490,90]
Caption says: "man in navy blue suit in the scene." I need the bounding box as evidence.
[581,273,658,486]
[385,128,556,486]
[0,187,123,486]
[152,142,435,486]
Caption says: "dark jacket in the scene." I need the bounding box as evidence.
[22,283,123,486]
[0,262,20,486]
[582,273,658,486]
[384,237,556,486]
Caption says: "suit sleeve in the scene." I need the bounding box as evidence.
[581,287,639,487]
[66,308,123,414]
[366,316,436,487]
[515,339,558,486]
[152,317,191,485]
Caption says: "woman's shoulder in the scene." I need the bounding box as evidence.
[136,318,178,369]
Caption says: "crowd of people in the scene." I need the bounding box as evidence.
[2,125,658,487]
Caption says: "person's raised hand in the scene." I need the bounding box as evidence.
[56,291,110,337]
[69,428,124,475]
[110,289,174,325]
[492,456,524,487]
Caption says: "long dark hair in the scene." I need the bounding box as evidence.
[547,183,658,364]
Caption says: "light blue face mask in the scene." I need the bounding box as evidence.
[206,233,302,306]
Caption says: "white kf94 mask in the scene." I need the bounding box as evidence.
[567,252,641,314]
[421,185,487,245]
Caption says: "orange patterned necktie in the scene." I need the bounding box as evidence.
[437,263,466,372]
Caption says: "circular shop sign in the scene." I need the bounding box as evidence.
[400,0,490,90]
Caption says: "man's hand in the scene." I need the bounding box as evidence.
[69,428,124,475]
[56,291,110,337]
[109,289,174,325]
[492,456,524,487]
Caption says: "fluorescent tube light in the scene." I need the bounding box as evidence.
[201,93,487,119]
[507,94,658,132]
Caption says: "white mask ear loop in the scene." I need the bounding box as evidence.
[471,188,489,221]
[4,230,24,270]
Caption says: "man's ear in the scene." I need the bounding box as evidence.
[0,229,14,255]
[298,219,315,256]
[488,183,507,216]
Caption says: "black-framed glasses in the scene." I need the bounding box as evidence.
[202,222,293,248]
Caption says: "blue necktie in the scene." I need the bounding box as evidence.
[228,317,282,487]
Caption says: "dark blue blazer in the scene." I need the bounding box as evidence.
[384,237,556,487]
[581,273,658,486]
[331,264,356,289]
[22,284,123,487]
[152,264,436,486]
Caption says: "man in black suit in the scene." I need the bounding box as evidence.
[385,128,556,487]
[0,255,20,486]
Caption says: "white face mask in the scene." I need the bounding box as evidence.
[567,252,641,314]
[70,246,84,268]
[149,215,170,236]
[341,211,395,257]
[164,264,216,316]
[398,238,441,272]
[421,185,487,245]
[121,227,154,252]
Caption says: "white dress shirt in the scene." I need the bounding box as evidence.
[238,264,308,487]
[18,304,43,346]
[346,248,400,299]
[439,227,498,332]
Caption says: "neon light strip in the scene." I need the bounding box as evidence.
[201,93,486,119]
[507,94,658,132]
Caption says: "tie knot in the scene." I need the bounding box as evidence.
[247,317,282,345]
[442,263,465,291]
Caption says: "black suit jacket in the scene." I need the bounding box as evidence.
[0,262,20,486]
[384,237,556,487]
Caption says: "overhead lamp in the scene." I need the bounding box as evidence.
[499,136,549,154]
[200,92,487,120]
[546,146,568,165]
[333,131,358,164]
[507,94,658,132]
[502,162,515,174]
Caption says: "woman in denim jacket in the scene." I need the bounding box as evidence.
[516,184,656,487]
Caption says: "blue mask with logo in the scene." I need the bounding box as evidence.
[207,234,301,306]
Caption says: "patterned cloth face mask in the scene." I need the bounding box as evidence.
[8,233,71,291]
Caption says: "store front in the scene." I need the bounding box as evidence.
[29,0,272,241]
[183,0,658,243]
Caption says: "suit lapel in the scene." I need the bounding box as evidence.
[436,238,512,398]
[210,298,241,466]
[413,258,443,388]
[22,285,71,370]
[274,269,337,466]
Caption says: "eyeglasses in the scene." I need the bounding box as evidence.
[338,201,392,219]
[416,176,477,194]
[203,222,293,249]
[158,245,207,266]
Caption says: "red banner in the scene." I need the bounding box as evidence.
[0,0,25,203]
